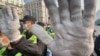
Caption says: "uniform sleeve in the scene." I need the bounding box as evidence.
[10,37,46,56]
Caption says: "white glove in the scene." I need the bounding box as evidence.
[30,24,53,45]
[33,0,96,56]
[0,9,7,33]
[0,7,22,42]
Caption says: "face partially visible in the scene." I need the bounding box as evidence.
[24,21,34,30]
[0,32,10,48]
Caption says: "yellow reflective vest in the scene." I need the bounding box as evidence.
[15,29,37,56]
[22,29,37,44]
[0,47,6,56]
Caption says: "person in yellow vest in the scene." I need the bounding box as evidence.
[0,1,96,56]
[45,27,54,56]
[37,22,55,56]
[16,15,47,56]
[19,15,47,56]
[2,15,47,56]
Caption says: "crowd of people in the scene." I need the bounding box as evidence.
[0,0,97,56]
[0,17,100,56]
[0,15,55,56]
[0,15,100,56]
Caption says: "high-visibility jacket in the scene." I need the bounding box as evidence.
[46,28,55,38]
[49,32,55,38]
[15,52,22,56]
[0,29,37,56]
[0,47,6,56]
[46,28,55,56]
[22,29,37,43]
[15,29,37,56]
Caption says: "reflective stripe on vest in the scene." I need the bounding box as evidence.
[15,52,22,56]
[22,29,27,38]
[0,47,6,56]
[22,29,37,43]
[29,35,37,44]
[15,30,37,56]
[49,32,55,38]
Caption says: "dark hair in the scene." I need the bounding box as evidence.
[37,22,45,27]
[22,15,36,23]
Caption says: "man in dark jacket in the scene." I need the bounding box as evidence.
[19,15,47,56]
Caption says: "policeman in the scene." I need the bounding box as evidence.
[37,22,54,56]
[45,27,54,56]
[15,15,47,56]
[3,15,47,56]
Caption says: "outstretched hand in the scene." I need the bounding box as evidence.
[40,0,96,56]
[0,0,96,56]
[0,6,22,42]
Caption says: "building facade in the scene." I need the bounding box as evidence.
[0,0,25,19]
[24,0,49,23]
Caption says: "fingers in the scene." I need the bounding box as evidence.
[2,6,19,24]
[0,9,5,20]
[0,9,7,32]
[11,7,19,20]
[7,7,13,19]
[3,6,19,20]
[11,7,20,29]
[44,0,60,26]
[3,6,13,20]
[58,0,70,23]
[83,0,96,27]
[0,9,4,31]
[69,0,82,22]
